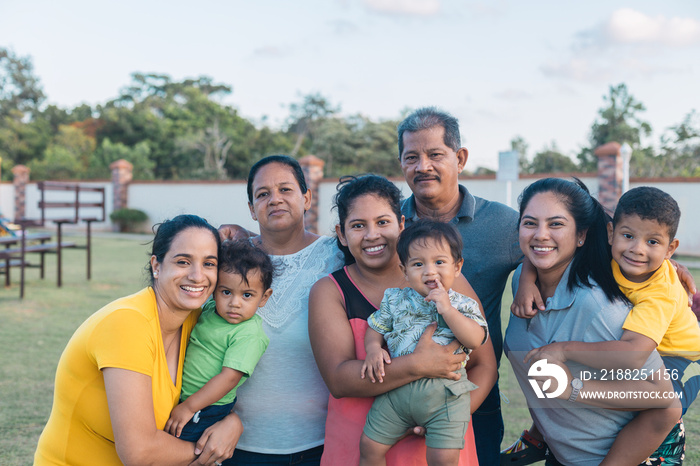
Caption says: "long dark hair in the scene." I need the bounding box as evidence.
[518,177,625,302]
[334,174,403,265]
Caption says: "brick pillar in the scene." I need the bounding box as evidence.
[11,164,30,222]
[110,158,133,212]
[594,142,622,216]
[298,155,325,234]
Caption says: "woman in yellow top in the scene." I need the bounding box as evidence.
[35,214,243,466]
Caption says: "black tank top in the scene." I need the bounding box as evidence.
[330,267,377,321]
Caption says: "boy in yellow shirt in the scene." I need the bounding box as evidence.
[504,187,699,466]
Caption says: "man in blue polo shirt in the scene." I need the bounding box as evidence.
[398,107,522,465]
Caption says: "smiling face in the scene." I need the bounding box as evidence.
[214,269,272,325]
[608,214,679,283]
[151,227,219,314]
[400,126,467,208]
[401,237,463,297]
[519,192,586,285]
[336,194,404,271]
[248,162,312,233]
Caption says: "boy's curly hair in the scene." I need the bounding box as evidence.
[219,240,274,291]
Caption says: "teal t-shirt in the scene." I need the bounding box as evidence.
[181,301,269,405]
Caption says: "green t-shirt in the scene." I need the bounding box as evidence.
[181,301,269,405]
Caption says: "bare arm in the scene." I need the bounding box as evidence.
[524,330,657,371]
[511,257,545,317]
[104,368,201,465]
[451,274,498,413]
[165,367,244,438]
[308,277,465,399]
[670,258,698,305]
[104,368,241,466]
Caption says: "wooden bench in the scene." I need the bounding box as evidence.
[0,232,52,284]
[0,233,77,297]
[7,182,106,298]
[37,181,106,284]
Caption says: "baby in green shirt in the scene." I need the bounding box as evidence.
[165,240,273,442]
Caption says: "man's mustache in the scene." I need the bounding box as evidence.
[413,175,440,183]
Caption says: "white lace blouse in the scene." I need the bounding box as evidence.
[233,235,345,454]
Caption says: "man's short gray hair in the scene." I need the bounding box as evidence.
[397,107,461,158]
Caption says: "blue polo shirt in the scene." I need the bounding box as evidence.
[504,264,664,465]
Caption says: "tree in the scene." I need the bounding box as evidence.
[287,93,340,156]
[638,110,700,177]
[351,117,402,177]
[175,120,234,180]
[510,135,531,174]
[88,138,155,180]
[246,126,295,165]
[29,125,96,180]
[0,114,51,172]
[309,115,402,178]
[0,47,45,119]
[96,73,252,179]
[579,83,652,172]
[0,48,51,175]
[530,142,578,174]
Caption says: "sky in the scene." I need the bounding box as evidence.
[1,0,699,170]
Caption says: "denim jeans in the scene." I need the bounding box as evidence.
[471,383,504,466]
[177,399,237,443]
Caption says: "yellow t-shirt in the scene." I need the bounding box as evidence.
[616,259,700,360]
[34,287,200,465]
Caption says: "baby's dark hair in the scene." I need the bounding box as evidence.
[613,187,681,239]
[397,220,463,266]
[219,240,274,291]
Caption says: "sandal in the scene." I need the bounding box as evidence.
[500,429,548,465]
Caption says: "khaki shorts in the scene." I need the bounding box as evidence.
[363,370,477,449]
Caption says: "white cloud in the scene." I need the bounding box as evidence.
[542,9,700,83]
[362,0,440,16]
[606,8,700,47]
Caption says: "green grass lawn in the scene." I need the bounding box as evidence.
[1,234,698,464]
[0,233,151,464]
